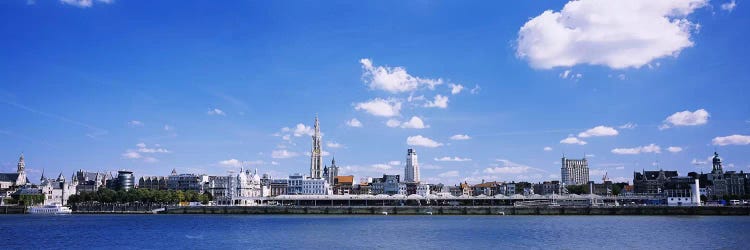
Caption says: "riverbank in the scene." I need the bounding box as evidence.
[73,205,749,215]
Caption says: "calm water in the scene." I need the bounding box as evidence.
[1,215,748,249]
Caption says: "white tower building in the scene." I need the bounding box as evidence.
[405,149,419,183]
[310,115,323,179]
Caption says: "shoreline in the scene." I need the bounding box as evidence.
[72,205,750,216]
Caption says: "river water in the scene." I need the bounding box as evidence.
[1,215,748,249]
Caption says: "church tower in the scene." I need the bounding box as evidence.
[310,115,323,179]
[16,153,27,186]
[712,151,723,174]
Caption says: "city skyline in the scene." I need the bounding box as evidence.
[1,0,749,186]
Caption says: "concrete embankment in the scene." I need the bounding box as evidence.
[0,206,26,214]
[161,206,750,216]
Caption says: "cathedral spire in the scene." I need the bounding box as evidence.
[310,114,323,179]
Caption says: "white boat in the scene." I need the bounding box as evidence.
[28,204,72,215]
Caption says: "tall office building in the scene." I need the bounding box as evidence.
[561,156,589,185]
[309,115,323,179]
[404,149,420,183]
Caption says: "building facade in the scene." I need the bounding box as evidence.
[39,172,76,205]
[561,157,589,186]
[74,169,110,194]
[633,169,679,194]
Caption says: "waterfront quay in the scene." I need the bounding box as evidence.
[161,205,750,216]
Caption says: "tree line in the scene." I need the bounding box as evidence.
[68,188,213,204]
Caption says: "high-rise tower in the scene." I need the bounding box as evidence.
[310,115,323,179]
[405,149,419,183]
[561,156,589,185]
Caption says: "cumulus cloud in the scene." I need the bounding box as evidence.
[439,170,460,178]
[721,0,737,12]
[660,109,709,129]
[60,0,113,8]
[559,70,583,80]
[434,156,472,162]
[326,142,343,148]
[516,0,707,69]
[354,98,402,117]
[578,126,619,138]
[135,143,170,153]
[207,108,226,116]
[424,94,449,109]
[386,119,401,128]
[449,84,464,95]
[388,161,401,166]
[611,144,661,154]
[219,159,243,168]
[128,120,144,127]
[282,123,315,137]
[359,58,443,93]
[121,151,141,159]
[470,85,481,94]
[560,136,587,145]
[712,134,750,146]
[406,135,443,148]
[271,150,299,159]
[667,146,683,153]
[544,146,553,151]
[346,118,363,127]
[400,116,429,129]
[450,134,471,140]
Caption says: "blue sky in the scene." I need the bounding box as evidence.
[1,0,748,185]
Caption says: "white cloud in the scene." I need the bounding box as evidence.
[164,124,172,131]
[219,159,243,168]
[271,150,299,159]
[434,156,472,162]
[578,126,619,138]
[207,108,226,116]
[346,118,363,127]
[136,143,170,153]
[326,142,343,148]
[121,151,141,159]
[543,146,553,151]
[388,161,401,166]
[450,134,471,140]
[282,123,314,137]
[470,85,481,94]
[661,109,709,129]
[354,98,402,117]
[560,136,587,145]
[400,116,429,129]
[483,159,541,175]
[667,146,683,153]
[439,170,460,178]
[386,119,401,128]
[424,94,449,109]
[611,144,661,154]
[721,0,737,12]
[128,120,144,127]
[60,0,113,8]
[691,158,708,165]
[712,134,750,146]
[359,58,443,93]
[516,0,707,69]
[559,70,583,80]
[618,122,637,129]
[449,84,464,95]
[406,135,443,148]
[372,164,392,170]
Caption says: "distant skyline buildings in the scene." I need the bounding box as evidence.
[0,1,749,186]
[309,115,323,180]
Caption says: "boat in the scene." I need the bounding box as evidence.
[28,204,72,215]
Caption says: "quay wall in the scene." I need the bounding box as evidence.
[0,206,26,214]
[159,206,750,216]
